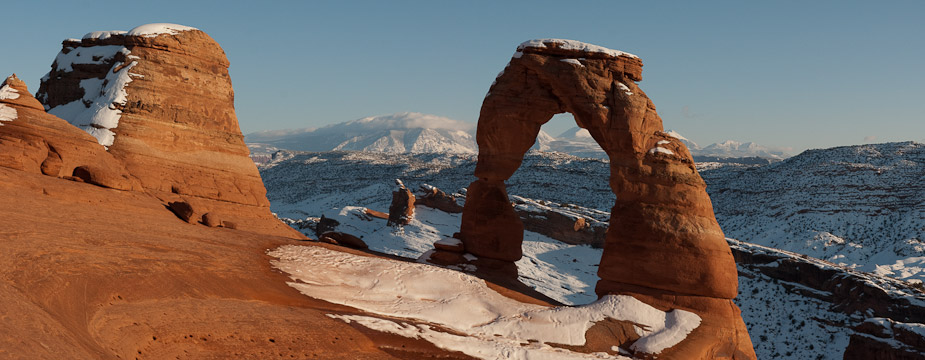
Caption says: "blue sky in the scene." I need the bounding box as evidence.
[3,1,923,152]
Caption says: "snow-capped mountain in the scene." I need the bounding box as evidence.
[543,126,789,160]
[247,114,789,162]
[245,112,477,154]
[256,142,925,360]
[698,139,789,159]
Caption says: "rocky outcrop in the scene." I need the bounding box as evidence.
[730,239,925,359]
[318,231,369,249]
[0,75,140,190]
[511,195,608,248]
[415,184,464,213]
[452,39,754,358]
[387,180,415,226]
[32,24,301,239]
[36,24,269,208]
[846,319,925,360]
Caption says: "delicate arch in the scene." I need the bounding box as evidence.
[457,39,739,299]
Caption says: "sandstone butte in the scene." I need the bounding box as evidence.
[446,39,757,358]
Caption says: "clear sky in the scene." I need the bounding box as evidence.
[2,0,923,153]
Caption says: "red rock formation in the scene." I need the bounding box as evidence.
[0,75,139,191]
[37,24,270,207]
[32,24,302,239]
[455,39,754,358]
[387,180,415,226]
[415,185,464,213]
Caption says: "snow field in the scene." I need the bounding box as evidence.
[269,245,700,359]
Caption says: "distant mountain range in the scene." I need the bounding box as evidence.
[245,112,476,154]
[246,112,790,161]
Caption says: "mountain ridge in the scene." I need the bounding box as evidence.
[246,112,792,160]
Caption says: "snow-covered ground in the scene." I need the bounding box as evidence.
[270,244,700,359]
[702,141,925,284]
[284,205,602,305]
[277,202,884,360]
[261,143,924,288]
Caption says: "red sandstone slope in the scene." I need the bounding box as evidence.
[0,165,480,359]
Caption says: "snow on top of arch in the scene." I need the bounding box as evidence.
[126,23,198,37]
[517,39,638,59]
[82,30,127,40]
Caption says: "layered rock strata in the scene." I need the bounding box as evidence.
[8,24,302,239]
[453,39,755,358]
[0,75,139,190]
[36,24,270,207]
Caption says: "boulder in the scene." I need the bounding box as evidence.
[167,201,195,223]
[319,232,368,249]
[455,39,754,358]
[433,238,465,252]
[315,215,340,237]
[415,185,463,213]
[201,212,222,227]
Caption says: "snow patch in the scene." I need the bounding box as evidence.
[617,83,633,96]
[46,45,138,147]
[0,82,19,100]
[0,104,16,125]
[51,45,126,72]
[126,23,198,37]
[648,147,674,156]
[269,245,700,357]
[435,237,462,247]
[82,30,127,40]
[329,314,630,359]
[518,39,638,59]
[560,58,584,67]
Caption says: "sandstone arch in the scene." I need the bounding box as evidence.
[460,39,738,299]
[456,39,755,358]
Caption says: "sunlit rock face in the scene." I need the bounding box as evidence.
[456,39,756,359]
[37,23,269,207]
[32,24,302,239]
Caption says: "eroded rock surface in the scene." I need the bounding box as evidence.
[454,39,755,359]
[37,24,270,208]
[31,24,301,239]
[387,180,415,226]
[0,75,139,190]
